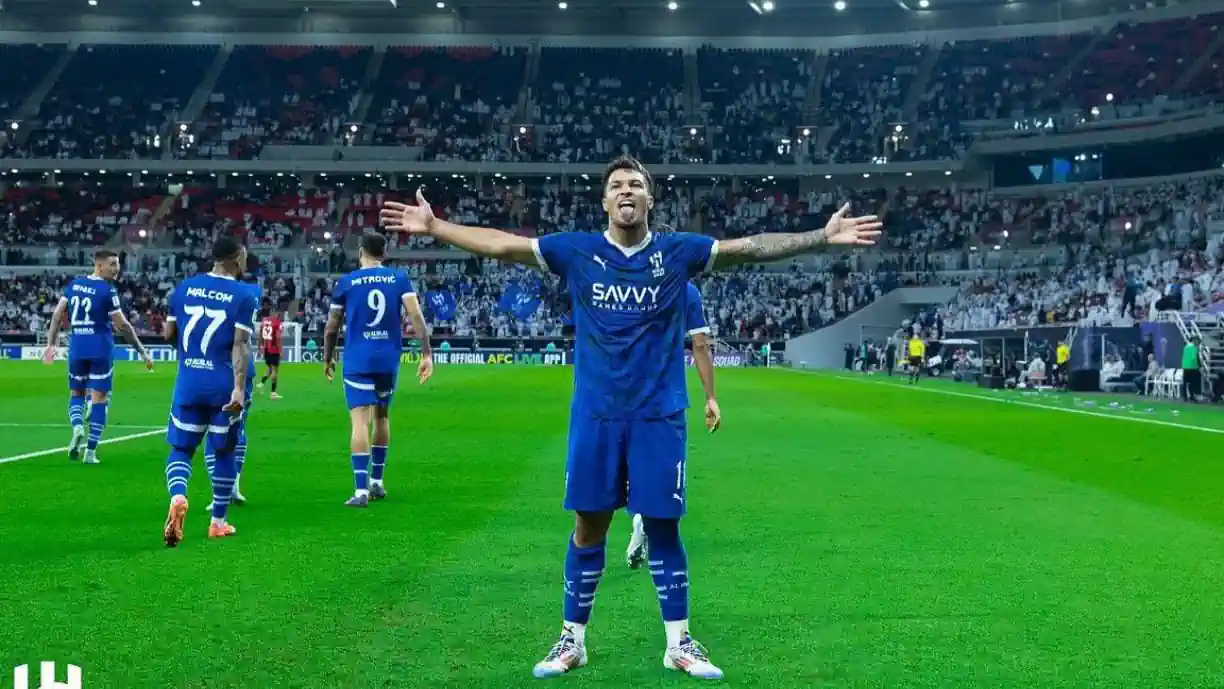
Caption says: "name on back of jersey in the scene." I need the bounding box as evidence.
[351,274,397,286]
[186,286,235,303]
[70,283,98,296]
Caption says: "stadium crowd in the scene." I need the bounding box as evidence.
[4,172,1224,342]
[5,19,1224,343]
[2,15,1222,163]
[2,172,1224,342]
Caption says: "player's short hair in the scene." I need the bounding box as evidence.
[602,155,653,195]
[212,234,242,262]
[360,232,387,259]
[93,249,118,262]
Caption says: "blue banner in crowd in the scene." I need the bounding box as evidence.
[424,289,457,321]
[499,281,542,321]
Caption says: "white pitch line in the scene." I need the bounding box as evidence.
[785,369,1224,435]
[0,428,164,465]
[0,423,163,429]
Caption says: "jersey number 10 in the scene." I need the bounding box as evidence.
[181,305,228,355]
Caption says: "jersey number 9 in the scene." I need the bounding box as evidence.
[366,289,386,327]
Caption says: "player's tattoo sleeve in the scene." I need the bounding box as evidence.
[323,308,343,368]
[404,296,432,358]
[713,231,829,269]
[112,314,148,356]
[691,335,717,402]
[45,298,67,345]
[232,332,251,392]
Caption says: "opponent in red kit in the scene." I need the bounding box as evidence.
[258,311,283,400]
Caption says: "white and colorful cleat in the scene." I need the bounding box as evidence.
[82,450,100,465]
[664,636,724,680]
[626,513,648,569]
[369,482,387,501]
[345,493,369,508]
[67,427,86,461]
[532,629,587,678]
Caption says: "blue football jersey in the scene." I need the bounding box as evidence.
[330,266,416,375]
[533,231,717,418]
[168,273,259,406]
[63,275,121,360]
[684,282,710,337]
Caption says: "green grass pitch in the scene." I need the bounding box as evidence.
[4,361,1224,688]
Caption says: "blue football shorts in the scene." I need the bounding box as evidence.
[68,356,113,393]
[342,371,398,410]
[563,412,688,519]
[167,404,242,454]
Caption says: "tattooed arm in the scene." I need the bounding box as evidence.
[226,329,251,412]
[110,311,150,361]
[41,298,69,363]
[323,306,343,381]
[713,231,832,269]
[232,331,251,394]
[711,203,883,270]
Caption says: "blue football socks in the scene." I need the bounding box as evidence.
[68,396,86,429]
[562,535,606,626]
[370,445,388,483]
[351,453,370,493]
[86,401,108,452]
[642,518,689,622]
[165,448,193,499]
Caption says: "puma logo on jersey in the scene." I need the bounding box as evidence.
[592,283,660,305]
[593,255,607,270]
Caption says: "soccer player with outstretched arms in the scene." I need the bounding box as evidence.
[42,249,153,464]
[380,155,880,680]
[323,232,433,507]
[626,280,718,570]
[161,236,258,546]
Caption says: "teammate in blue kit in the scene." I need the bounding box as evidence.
[206,277,259,510]
[161,236,258,547]
[323,232,433,507]
[381,155,881,679]
[626,280,719,570]
[42,249,153,464]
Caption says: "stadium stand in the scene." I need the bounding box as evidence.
[367,46,525,159]
[17,45,217,160]
[195,46,373,159]
[4,10,1224,356]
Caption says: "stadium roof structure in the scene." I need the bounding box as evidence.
[0,0,1189,36]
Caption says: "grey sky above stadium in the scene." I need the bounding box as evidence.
[0,0,1204,35]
